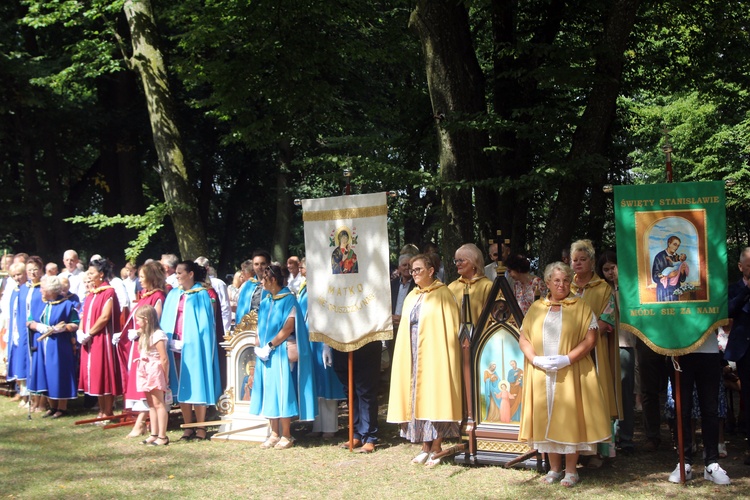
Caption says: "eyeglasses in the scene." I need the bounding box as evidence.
[453,259,466,265]
[551,279,571,287]
[410,267,424,275]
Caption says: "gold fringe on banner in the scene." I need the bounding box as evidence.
[621,318,730,356]
[309,329,393,352]
[302,204,387,222]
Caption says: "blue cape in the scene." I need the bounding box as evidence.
[161,284,221,405]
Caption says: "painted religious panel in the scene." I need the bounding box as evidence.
[476,324,523,427]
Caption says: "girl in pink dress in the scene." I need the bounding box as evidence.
[135,305,170,446]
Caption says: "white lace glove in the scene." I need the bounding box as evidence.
[322,344,333,368]
[254,344,271,362]
[111,332,122,345]
[127,329,139,341]
[167,339,183,353]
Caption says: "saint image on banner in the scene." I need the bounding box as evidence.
[331,226,358,274]
[644,214,702,303]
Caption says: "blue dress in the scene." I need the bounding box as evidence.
[250,287,317,420]
[7,283,41,383]
[26,284,47,393]
[38,298,79,399]
[299,283,344,401]
[162,284,221,405]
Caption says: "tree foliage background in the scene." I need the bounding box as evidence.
[1,0,747,278]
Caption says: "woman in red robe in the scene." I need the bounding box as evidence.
[119,261,167,436]
[78,258,122,419]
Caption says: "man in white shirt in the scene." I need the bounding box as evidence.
[286,256,303,295]
[161,253,179,288]
[59,249,87,299]
[194,256,232,334]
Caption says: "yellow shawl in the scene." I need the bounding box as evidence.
[518,296,611,446]
[572,274,622,419]
[387,280,462,423]
[448,276,494,326]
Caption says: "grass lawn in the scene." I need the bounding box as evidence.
[1,394,747,499]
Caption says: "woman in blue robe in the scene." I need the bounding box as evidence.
[25,257,47,406]
[250,264,317,449]
[161,261,220,441]
[27,275,79,418]
[298,264,345,437]
[6,263,29,402]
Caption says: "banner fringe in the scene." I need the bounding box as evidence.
[621,318,730,356]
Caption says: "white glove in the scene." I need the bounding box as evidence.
[532,356,551,369]
[127,329,139,341]
[547,355,571,370]
[167,339,183,353]
[2,331,8,343]
[111,332,122,345]
[35,323,51,335]
[322,344,333,368]
[254,344,271,362]
[77,330,92,346]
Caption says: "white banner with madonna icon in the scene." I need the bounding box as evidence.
[302,192,393,351]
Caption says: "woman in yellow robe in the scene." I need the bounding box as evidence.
[519,262,611,487]
[387,253,461,467]
[570,239,621,461]
[448,243,493,325]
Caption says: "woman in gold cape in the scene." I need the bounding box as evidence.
[387,253,462,467]
[447,243,494,325]
[570,240,622,463]
[519,262,610,487]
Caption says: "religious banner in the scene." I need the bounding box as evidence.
[614,181,729,355]
[302,192,393,351]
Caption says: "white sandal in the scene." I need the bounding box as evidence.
[425,453,442,468]
[411,451,430,464]
[541,470,563,484]
[561,472,580,487]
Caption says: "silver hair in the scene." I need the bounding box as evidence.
[455,243,486,277]
[740,247,750,263]
[41,275,63,296]
[544,261,574,283]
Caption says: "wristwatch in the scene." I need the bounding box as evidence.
[267,341,276,351]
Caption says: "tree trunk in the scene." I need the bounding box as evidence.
[410,1,491,266]
[271,138,293,263]
[537,0,641,268]
[123,0,207,260]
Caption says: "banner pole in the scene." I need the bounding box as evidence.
[342,169,356,452]
[663,127,686,483]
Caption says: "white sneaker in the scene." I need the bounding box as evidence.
[704,463,730,485]
[668,463,692,483]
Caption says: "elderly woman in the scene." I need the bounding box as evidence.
[447,243,493,326]
[162,261,220,441]
[506,254,547,315]
[78,258,122,419]
[569,239,621,462]
[6,262,30,406]
[250,263,317,449]
[519,262,611,487]
[387,253,461,467]
[27,275,79,418]
[23,257,47,411]
[119,261,167,437]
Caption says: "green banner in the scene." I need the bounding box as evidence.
[614,181,728,355]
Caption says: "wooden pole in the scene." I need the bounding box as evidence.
[343,168,356,452]
[663,127,685,483]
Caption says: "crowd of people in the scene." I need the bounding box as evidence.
[1,241,748,487]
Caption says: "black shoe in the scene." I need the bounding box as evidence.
[150,436,169,446]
